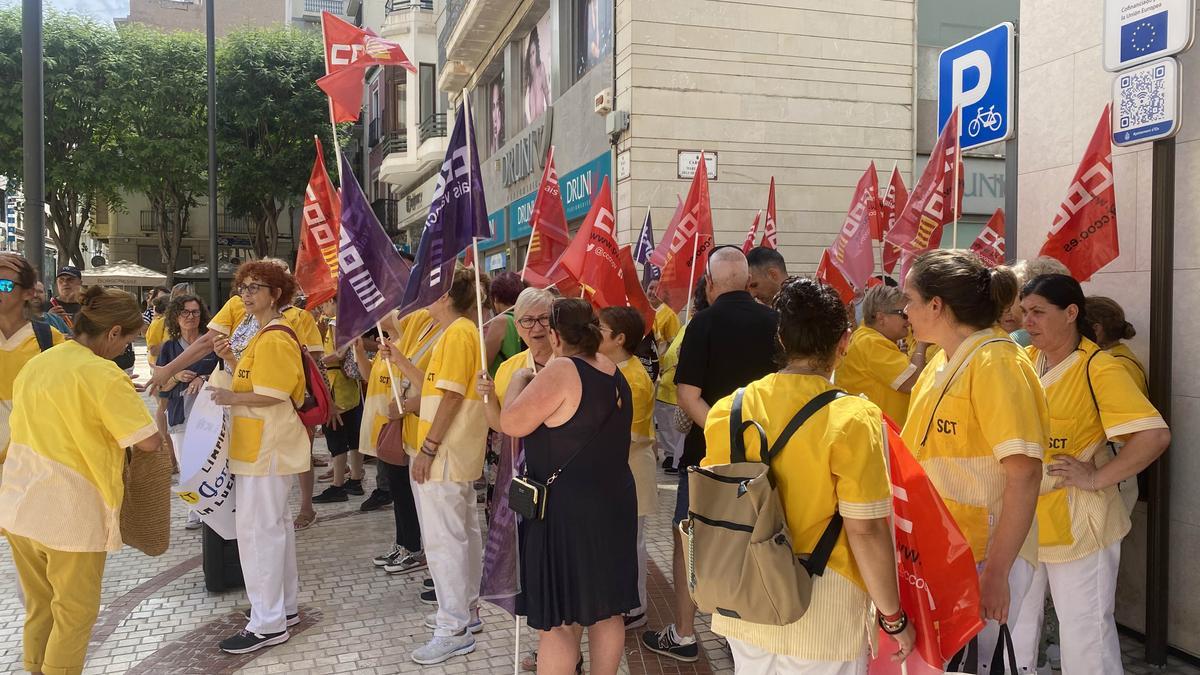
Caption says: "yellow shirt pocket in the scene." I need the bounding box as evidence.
[923,394,975,460]
[230,415,264,464]
[1036,490,1074,548]
[941,497,992,563]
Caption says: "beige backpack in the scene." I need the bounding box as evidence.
[680,388,845,626]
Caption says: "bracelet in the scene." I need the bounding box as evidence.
[419,445,438,458]
[878,610,908,635]
[424,437,441,448]
[878,608,903,623]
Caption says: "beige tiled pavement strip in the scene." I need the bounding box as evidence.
[0,343,1196,674]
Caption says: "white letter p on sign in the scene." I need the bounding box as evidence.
[952,49,991,112]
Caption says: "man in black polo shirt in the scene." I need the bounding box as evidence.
[641,246,780,662]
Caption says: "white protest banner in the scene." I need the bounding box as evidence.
[175,384,237,540]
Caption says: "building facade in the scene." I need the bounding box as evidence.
[1017,0,1199,659]
[116,0,291,36]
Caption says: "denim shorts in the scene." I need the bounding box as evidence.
[673,467,690,526]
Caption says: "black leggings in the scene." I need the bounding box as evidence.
[381,459,421,552]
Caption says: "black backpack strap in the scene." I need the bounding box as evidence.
[1084,348,1102,415]
[764,389,845,465]
[729,387,767,464]
[31,320,53,352]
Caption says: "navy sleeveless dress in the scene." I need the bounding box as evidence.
[517,357,639,630]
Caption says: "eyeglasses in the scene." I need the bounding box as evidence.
[517,314,551,329]
[179,309,202,318]
[884,309,908,320]
[0,280,15,293]
[237,283,273,296]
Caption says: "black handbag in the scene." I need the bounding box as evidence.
[946,624,1019,674]
[509,394,620,521]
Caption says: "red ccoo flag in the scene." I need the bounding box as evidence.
[618,246,656,335]
[522,147,571,288]
[741,210,762,254]
[649,196,684,268]
[816,249,854,306]
[318,12,416,123]
[551,176,625,307]
[879,166,908,274]
[295,137,341,309]
[971,209,1006,267]
[828,163,880,290]
[886,109,960,256]
[655,153,715,312]
[761,177,778,248]
[1038,106,1118,281]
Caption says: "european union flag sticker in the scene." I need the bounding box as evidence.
[1121,11,1168,63]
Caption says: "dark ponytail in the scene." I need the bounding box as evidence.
[1021,274,1096,341]
[549,298,602,356]
[1085,296,1136,343]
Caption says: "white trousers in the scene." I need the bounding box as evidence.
[1013,541,1122,675]
[411,473,482,637]
[654,401,685,468]
[975,557,1038,674]
[634,516,648,616]
[235,474,299,635]
[728,637,866,674]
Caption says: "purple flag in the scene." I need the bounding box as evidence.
[335,153,413,348]
[480,434,524,615]
[633,209,659,289]
[398,102,490,316]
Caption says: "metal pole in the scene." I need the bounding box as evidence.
[1004,23,1019,263]
[1144,136,1174,667]
[206,0,219,309]
[22,0,45,277]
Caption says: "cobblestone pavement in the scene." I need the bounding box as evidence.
[0,344,1195,674]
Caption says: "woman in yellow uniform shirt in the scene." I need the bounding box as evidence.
[702,277,913,673]
[1016,275,1168,675]
[1085,296,1147,395]
[598,306,657,630]
[0,287,160,675]
[834,285,928,424]
[210,261,310,655]
[0,254,64,481]
[901,250,1048,672]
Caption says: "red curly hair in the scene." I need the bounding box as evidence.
[234,260,298,308]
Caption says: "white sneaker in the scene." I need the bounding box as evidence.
[424,613,483,633]
[184,512,203,530]
[411,632,476,665]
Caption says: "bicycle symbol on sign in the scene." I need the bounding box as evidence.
[967,105,1004,138]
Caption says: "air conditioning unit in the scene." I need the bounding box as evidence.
[594,88,613,115]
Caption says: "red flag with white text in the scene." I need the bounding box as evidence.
[742,211,761,254]
[879,166,908,274]
[322,11,416,73]
[295,138,341,309]
[971,209,1006,267]
[829,163,880,290]
[868,418,984,675]
[1037,106,1118,281]
[816,249,854,306]
[551,176,625,307]
[522,147,571,288]
[761,177,778,248]
[649,196,685,268]
[654,153,715,312]
[886,109,960,256]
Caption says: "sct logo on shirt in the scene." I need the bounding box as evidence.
[936,418,958,435]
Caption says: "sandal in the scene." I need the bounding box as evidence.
[293,511,318,531]
[317,470,335,482]
[521,652,583,673]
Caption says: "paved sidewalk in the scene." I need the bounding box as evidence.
[0,344,1195,673]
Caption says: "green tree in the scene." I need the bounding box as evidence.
[217,27,337,259]
[0,8,125,268]
[110,27,207,286]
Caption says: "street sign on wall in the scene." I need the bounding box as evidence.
[1104,0,1195,72]
[938,22,1015,151]
[1112,57,1182,145]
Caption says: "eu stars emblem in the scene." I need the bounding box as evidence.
[1121,10,1168,62]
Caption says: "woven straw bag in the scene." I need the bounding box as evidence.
[120,445,173,557]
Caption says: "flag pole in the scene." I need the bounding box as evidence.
[683,231,701,325]
[952,113,961,249]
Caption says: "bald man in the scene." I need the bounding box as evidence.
[641,246,781,661]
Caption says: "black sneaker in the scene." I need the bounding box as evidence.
[420,588,438,605]
[373,544,405,568]
[661,456,673,469]
[344,478,365,496]
[360,489,392,512]
[641,625,699,662]
[219,628,290,654]
[312,486,348,503]
[423,578,435,590]
[623,613,647,630]
[664,465,679,475]
[242,609,301,627]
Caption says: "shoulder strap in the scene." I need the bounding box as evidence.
[1084,348,1102,416]
[730,388,768,464]
[919,337,1013,447]
[765,389,845,466]
[31,320,53,352]
[543,363,623,486]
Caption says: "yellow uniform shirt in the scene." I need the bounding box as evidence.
[0,340,157,552]
[321,321,361,412]
[656,325,687,405]
[227,319,310,476]
[209,295,323,353]
[653,304,681,347]
[145,315,166,350]
[1029,339,1166,564]
[0,324,65,466]
[1106,342,1148,397]
[835,325,913,424]
[415,316,488,482]
[494,349,533,407]
[358,311,440,456]
[619,357,657,517]
[703,373,891,660]
[902,328,1049,564]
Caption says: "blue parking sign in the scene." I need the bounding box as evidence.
[938,22,1015,151]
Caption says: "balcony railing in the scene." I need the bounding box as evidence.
[304,0,345,14]
[438,0,467,64]
[419,113,447,141]
[386,0,433,12]
[380,130,408,155]
[372,198,400,237]
[217,214,253,235]
[140,210,191,237]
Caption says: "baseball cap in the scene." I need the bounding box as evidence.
[56,265,82,279]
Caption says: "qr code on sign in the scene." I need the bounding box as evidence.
[1118,64,1167,130]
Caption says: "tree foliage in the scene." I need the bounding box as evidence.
[0,8,125,268]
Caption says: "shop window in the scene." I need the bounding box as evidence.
[420,63,437,125]
[572,0,612,81]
